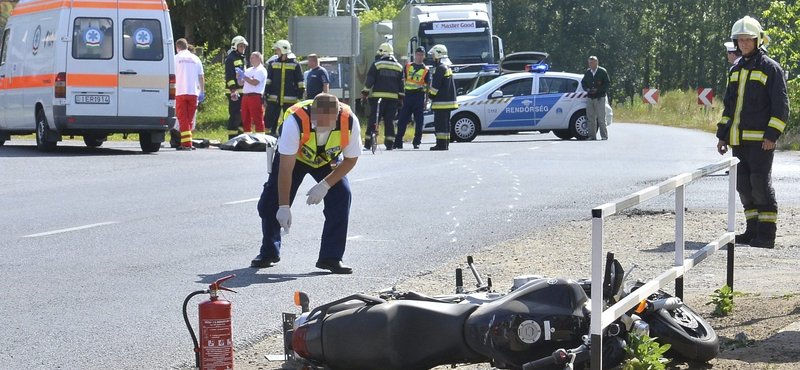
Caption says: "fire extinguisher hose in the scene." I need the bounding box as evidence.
[183,289,209,369]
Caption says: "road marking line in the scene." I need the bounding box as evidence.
[492,153,511,157]
[351,176,382,183]
[529,146,541,150]
[23,221,118,238]
[223,198,259,205]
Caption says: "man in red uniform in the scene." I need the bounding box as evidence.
[174,38,205,150]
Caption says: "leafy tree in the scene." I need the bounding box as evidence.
[762,1,800,133]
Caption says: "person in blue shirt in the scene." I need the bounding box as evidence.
[305,54,330,99]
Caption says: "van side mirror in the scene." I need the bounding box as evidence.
[490,90,503,99]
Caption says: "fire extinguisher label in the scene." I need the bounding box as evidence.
[201,318,233,370]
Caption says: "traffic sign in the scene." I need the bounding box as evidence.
[698,88,713,106]
[643,89,659,104]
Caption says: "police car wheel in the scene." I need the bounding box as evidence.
[553,130,573,140]
[451,113,479,142]
[569,110,591,140]
[35,110,57,152]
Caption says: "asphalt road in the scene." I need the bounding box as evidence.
[1,123,799,369]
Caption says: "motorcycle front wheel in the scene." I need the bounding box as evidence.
[647,302,719,362]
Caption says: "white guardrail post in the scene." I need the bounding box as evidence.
[589,158,739,370]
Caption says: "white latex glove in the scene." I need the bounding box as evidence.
[306,180,331,205]
[276,205,292,233]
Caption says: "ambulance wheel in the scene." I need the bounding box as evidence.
[569,110,590,140]
[553,129,573,140]
[139,132,161,153]
[451,113,479,142]
[83,136,104,147]
[36,110,57,152]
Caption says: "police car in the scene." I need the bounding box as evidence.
[423,64,601,141]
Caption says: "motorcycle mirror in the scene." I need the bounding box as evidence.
[294,291,310,313]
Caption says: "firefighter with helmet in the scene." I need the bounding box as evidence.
[427,44,458,151]
[264,40,305,136]
[716,16,789,249]
[225,36,248,139]
[361,42,404,150]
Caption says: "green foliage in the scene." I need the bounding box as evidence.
[622,332,671,370]
[762,1,800,135]
[706,285,744,316]
[195,59,229,131]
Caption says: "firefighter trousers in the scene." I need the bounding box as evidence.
[227,95,243,139]
[257,154,352,261]
[733,144,778,239]
[264,102,295,136]
[367,98,398,147]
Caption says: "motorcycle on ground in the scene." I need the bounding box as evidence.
[281,253,718,370]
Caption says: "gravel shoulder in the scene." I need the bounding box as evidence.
[228,207,800,370]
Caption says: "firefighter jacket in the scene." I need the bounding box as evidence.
[284,100,354,169]
[362,55,404,100]
[580,67,610,99]
[716,49,789,146]
[225,49,247,94]
[266,56,305,104]
[429,62,458,110]
[404,62,430,93]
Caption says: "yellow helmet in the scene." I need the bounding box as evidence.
[377,42,393,56]
[730,16,766,48]
[273,39,292,54]
[429,44,448,59]
[231,36,248,50]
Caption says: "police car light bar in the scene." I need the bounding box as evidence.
[482,64,499,71]
[525,63,549,73]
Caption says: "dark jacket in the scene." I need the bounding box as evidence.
[265,55,305,104]
[580,66,610,99]
[362,55,404,100]
[225,49,247,93]
[716,49,789,146]
[429,62,457,110]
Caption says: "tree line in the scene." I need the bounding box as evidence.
[168,0,798,130]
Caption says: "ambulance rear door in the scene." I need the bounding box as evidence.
[117,8,171,119]
[65,13,119,117]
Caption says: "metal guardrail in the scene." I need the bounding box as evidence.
[589,157,739,370]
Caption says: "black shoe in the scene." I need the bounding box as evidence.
[385,145,393,151]
[413,144,420,149]
[315,259,353,274]
[250,255,281,268]
[429,145,448,151]
[734,232,756,244]
[176,146,195,151]
[394,142,403,149]
[749,237,775,249]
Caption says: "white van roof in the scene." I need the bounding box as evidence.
[12,0,168,15]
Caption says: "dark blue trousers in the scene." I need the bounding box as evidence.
[257,154,352,261]
[395,91,426,145]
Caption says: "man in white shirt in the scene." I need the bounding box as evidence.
[174,38,205,150]
[251,94,361,274]
[241,51,268,134]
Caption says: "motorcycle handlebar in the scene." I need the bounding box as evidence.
[521,348,567,370]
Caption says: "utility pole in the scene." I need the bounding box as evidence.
[328,0,369,108]
[245,0,265,56]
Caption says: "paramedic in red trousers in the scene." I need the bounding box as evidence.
[174,38,204,150]
[427,44,458,151]
[394,46,431,149]
[225,36,248,139]
[251,94,361,274]
[361,42,404,150]
[240,51,267,134]
[716,16,789,249]
[263,40,305,136]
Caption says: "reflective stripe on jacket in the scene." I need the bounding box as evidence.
[362,55,404,100]
[716,49,789,145]
[266,57,305,104]
[225,50,246,93]
[430,63,458,110]
[285,100,353,168]
[404,62,430,91]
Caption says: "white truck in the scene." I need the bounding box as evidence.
[356,20,392,89]
[391,2,503,94]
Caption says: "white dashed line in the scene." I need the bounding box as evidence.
[23,221,119,238]
[223,198,259,205]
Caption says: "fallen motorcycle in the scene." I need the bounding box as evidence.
[282,253,718,370]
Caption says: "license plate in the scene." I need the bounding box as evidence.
[75,95,110,104]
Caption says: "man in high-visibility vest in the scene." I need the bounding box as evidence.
[251,94,361,274]
[394,46,430,149]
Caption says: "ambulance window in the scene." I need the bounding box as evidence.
[497,78,532,97]
[0,29,9,66]
[123,19,163,61]
[72,18,113,60]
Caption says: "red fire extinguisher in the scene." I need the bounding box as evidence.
[183,275,236,370]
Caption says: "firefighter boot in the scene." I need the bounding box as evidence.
[734,217,758,244]
[749,220,776,249]
[385,138,394,151]
[363,136,373,151]
[430,139,448,151]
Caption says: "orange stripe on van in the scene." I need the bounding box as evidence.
[68,74,119,88]
[3,74,58,89]
[13,0,169,15]
[11,0,70,15]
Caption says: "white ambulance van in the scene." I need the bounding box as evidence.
[0,0,176,152]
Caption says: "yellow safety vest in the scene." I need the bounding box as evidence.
[284,100,352,168]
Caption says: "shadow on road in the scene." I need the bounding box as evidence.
[0,143,146,157]
[197,267,330,288]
